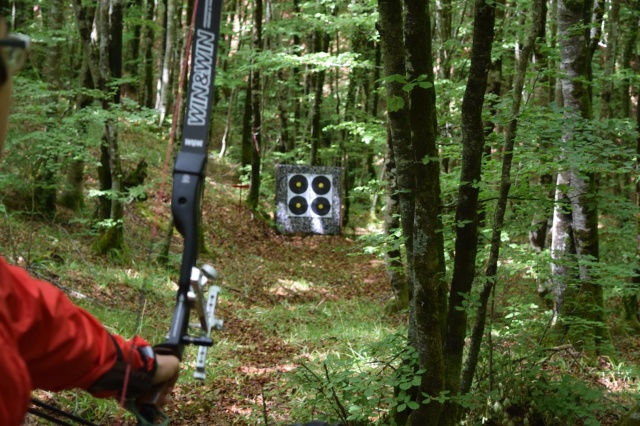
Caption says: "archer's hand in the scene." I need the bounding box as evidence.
[126,354,180,424]
[144,354,180,406]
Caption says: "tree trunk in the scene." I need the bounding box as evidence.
[401,0,448,424]
[60,60,94,212]
[461,0,545,398]
[247,0,263,210]
[550,0,611,354]
[93,0,126,256]
[599,0,620,121]
[241,83,253,168]
[33,0,65,218]
[141,0,156,108]
[619,0,639,119]
[309,29,329,167]
[626,64,640,331]
[156,0,175,125]
[440,2,495,424]
[382,125,408,313]
[378,0,414,330]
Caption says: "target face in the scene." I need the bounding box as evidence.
[288,196,308,215]
[311,197,331,216]
[288,174,308,194]
[312,175,331,195]
[287,173,333,217]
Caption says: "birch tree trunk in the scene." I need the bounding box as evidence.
[550,0,611,354]
[156,0,176,125]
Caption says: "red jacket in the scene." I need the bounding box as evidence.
[0,257,118,425]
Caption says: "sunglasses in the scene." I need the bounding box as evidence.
[0,33,30,74]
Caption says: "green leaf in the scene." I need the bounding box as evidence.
[399,381,412,390]
[388,96,405,112]
[402,83,415,92]
[407,401,420,410]
[397,403,407,412]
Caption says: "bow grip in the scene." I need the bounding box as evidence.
[171,151,206,245]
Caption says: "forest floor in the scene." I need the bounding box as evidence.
[13,158,640,426]
[22,159,397,426]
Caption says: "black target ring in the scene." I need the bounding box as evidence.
[288,196,308,215]
[311,175,331,195]
[288,174,308,194]
[311,197,331,216]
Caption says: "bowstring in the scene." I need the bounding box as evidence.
[114,1,201,424]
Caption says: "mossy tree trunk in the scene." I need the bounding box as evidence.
[382,126,408,313]
[376,3,415,422]
[92,0,126,256]
[402,0,449,424]
[59,60,93,212]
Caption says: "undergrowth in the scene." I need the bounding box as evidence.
[2,158,638,425]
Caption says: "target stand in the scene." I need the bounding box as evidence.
[275,165,342,235]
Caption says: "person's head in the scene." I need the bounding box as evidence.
[0,17,30,157]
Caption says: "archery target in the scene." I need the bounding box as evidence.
[288,196,308,216]
[287,173,333,217]
[288,174,308,194]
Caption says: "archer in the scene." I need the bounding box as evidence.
[0,15,181,426]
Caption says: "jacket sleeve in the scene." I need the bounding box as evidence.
[0,257,118,392]
[0,326,31,426]
[0,256,159,424]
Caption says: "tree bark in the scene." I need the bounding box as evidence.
[598,0,620,121]
[156,0,176,125]
[440,2,495,424]
[32,0,65,217]
[461,0,545,397]
[550,0,611,354]
[141,0,156,108]
[401,0,448,424]
[309,29,329,167]
[241,83,253,168]
[60,57,94,212]
[93,0,126,255]
[619,0,639,119]
[377,0,414,348]
[247,0,263,210]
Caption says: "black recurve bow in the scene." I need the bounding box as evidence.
[128,0,224,424]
